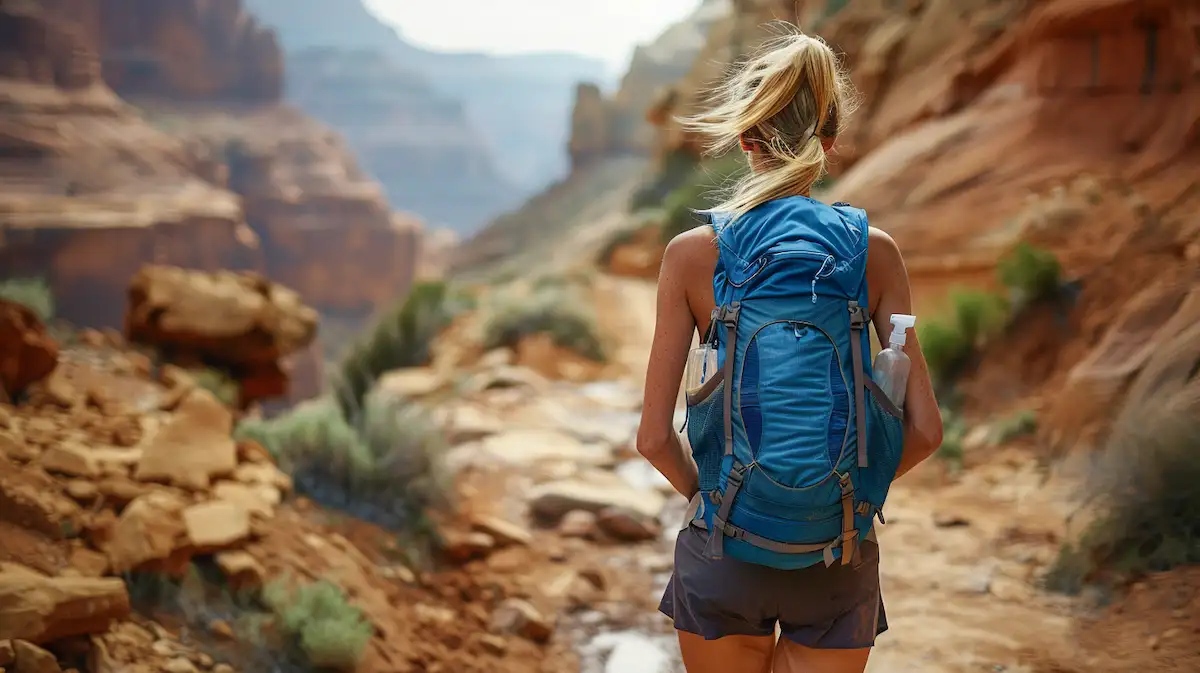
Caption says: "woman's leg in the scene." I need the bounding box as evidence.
[678,631,775,673]
[772,640,871,673]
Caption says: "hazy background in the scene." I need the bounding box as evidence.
[365,0,699,80]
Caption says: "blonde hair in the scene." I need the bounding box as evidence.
[679,26,857,223]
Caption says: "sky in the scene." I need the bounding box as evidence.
[364,0,699,71]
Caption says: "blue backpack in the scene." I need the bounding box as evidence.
[683,195,905,570]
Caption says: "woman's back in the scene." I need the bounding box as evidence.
[634,24,944,673]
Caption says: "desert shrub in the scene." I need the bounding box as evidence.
[234,395,449,541]
[596,227,644,268]
[630,148,700,212]
[998,241,1062,306]
[1045,406,1200,594]
[190,367,240,407]
[918,288,1009,386]
[333,281,471,421]
[481,283,605,362]
[124,560,313,673]
[263,579,373,671]
[935,407,968,471]
[0,277,54,322]
[659,153,748,242]
[991,408,1038,445]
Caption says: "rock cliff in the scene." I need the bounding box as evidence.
[567,0,731,170]
[0,2,262,329]
[0,0,421,345]
[285,48,519,234]
[90,0,283,103]
[242,0,606,220]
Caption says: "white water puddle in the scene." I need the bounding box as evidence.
[580,631,683,673]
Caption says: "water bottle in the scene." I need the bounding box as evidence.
[872,314,916,407]
[684,344,720,397]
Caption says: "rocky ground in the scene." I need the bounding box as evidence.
[2,264,1199,673]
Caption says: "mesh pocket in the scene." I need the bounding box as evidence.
[686,378,726,493]
[858,389,904,507]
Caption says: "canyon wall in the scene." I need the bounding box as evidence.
[567,0,731,170]
[0,0,422,352]
[0,1,262,328]
[285,48,520,234]
[241,0,607,232]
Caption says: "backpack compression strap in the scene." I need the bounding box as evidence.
[849,301,869,469]
[702,302,740,560]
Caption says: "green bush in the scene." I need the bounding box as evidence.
[1045,407,1200,594]
[481,283,605,362]
[998,242,1062,306]
[991,409,1038,445]
[0,277,54,322]
[935,407,968,471]
[630,149,701,212]
[918,288,1009,386]
[659,153,748,242]
[190,367,240,407]
[234,394,450,540]
[334,281,471,421]
[263,579,374,671]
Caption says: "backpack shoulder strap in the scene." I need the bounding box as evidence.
[831,201,872,471]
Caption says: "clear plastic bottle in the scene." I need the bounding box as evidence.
[872,314,916,407]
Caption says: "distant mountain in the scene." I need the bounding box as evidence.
[243,0,606,199]
[287,48,521,234]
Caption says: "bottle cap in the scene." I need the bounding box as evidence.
[889,314,916,346]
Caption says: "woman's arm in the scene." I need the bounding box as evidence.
[866,227,944,479]
[636,235,701,499]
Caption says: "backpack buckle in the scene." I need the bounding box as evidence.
[848,301,867,329]
[717,302,741,325]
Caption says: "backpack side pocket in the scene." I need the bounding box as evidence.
[685,369,726,494]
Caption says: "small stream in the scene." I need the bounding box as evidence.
[573,452,689,673]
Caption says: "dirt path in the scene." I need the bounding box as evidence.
[582,273,1086,672]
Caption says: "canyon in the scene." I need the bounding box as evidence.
[242,0,607,233]
[1,1,1198,673]
[0,0,421,357]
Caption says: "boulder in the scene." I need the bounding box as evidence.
[103,491,188,573]
[529,479,665,522]
[0,300,58,400]
[0,565,130,644]
[489,598,553,644]
[12,639,59,673]
[469,515,533,547]
[124,265,318,367]
[595,507,662,542]
[181,501,250,549]
[134,389,237,490]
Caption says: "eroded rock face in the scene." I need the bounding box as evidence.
[1,1,422,344]
[47,0,285,104]
[565,0,728,169]
[0,301,59,400]
[285,49,519,235]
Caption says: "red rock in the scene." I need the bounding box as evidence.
[0,300,58,400]
[0,565,130,644]
[103,491,187,573]
[134,389,237,490]
[181,501,250,549]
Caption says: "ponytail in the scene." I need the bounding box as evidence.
[677,26,856,224]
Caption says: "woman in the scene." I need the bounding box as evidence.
[636,27,944,673]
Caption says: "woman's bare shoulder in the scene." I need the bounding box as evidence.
[866,226,909,310]
[663,224,719,273]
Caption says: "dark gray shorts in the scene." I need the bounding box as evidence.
[658,525,887,648]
